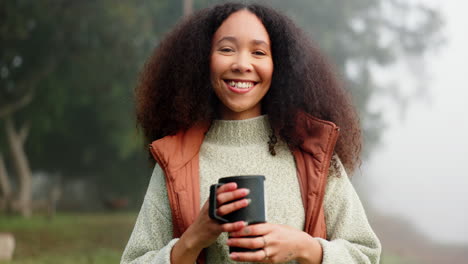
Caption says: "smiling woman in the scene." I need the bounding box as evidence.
[210,10,273,120]
[123,2,381,264]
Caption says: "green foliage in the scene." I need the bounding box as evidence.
[1,0,161,199]
[0,0,443,202]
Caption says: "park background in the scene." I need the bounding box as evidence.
[1,0,467,263]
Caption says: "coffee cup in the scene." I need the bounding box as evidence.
[209,175,266,252]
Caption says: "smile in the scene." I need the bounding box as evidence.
[224,79,258,94]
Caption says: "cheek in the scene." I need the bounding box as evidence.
[257,59,274,83]
[210,54,226,78]
[209,54,218,81]
[259,68,273,85]
[209,57,224,96]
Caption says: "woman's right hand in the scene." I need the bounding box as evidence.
[171,182,250,263]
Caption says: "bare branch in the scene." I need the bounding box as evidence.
[0,152,12,198]
[183,0,193,16]
[0,89,34,119]
[4,117,16,141]
[19,121,30,144]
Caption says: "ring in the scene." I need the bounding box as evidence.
[263,248,269,260]
[262,236,267,247]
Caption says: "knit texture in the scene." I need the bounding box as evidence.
[199,116,304,263]
[121,115,381,264]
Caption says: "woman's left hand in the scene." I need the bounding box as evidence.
[227,223,323,264]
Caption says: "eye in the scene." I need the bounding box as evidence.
[253,50,267,56]
[219,47,234,53]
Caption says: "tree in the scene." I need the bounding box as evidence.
[0,0,163,215]
[274,0,442,156]
[195,0,442,156]
[0,0,55,216]
[0,0,443,216]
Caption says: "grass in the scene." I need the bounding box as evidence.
[381,254,421,264]
[0,212,138,264]
[1,212,422,264]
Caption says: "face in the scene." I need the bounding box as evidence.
[210,10,273,120]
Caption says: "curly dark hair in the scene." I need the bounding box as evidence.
[135,2,362,174]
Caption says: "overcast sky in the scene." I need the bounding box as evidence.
[357,0,468,244]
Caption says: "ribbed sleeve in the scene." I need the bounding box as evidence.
[121,165,179,264]
[316,156,381,264]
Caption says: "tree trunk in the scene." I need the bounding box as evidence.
[5,116,32,217]
[183,0,193,16]
[0,153,12,212]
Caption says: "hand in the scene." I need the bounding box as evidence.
[171,182,251,263]
[227,223,323,264]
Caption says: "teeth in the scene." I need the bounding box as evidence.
[228,81,255,89]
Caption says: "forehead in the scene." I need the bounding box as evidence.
[212,10,270,44]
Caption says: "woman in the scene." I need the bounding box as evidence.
[122,2,381,264]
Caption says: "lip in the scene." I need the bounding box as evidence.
[223,79,258,94]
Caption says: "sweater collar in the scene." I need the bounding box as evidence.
[204,115,272,146]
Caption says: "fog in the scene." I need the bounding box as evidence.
[356,0,468,245]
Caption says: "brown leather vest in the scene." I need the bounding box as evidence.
[149,112,339,262]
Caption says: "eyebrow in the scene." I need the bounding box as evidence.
[216,36,270,48]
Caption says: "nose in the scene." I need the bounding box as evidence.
[231,52,253,73]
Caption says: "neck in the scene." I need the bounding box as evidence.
[218,105,262,120]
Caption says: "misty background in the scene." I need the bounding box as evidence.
[359,0,468,246]
[1,0,466,263]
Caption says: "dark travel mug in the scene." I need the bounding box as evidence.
[208,175,266,252]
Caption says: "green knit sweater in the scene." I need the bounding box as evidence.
[121,115,381,264]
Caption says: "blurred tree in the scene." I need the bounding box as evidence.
[184,0,194,15]
[1,0,51,216]
[0,0,165,215]
[194,0,442,157]
[267,0,443,157]
[0,0,442,216]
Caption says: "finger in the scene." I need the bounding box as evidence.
[227,236,265,249]
[217,188,250,204]
[217,198,250,216]
[216,182,237,194]
[229,223,271,237]
[221,221,248,232]
[230,249,269,263]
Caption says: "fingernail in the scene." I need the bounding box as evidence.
[244,188,250,195]
[229,253,237,260]
[246,198,252,205]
